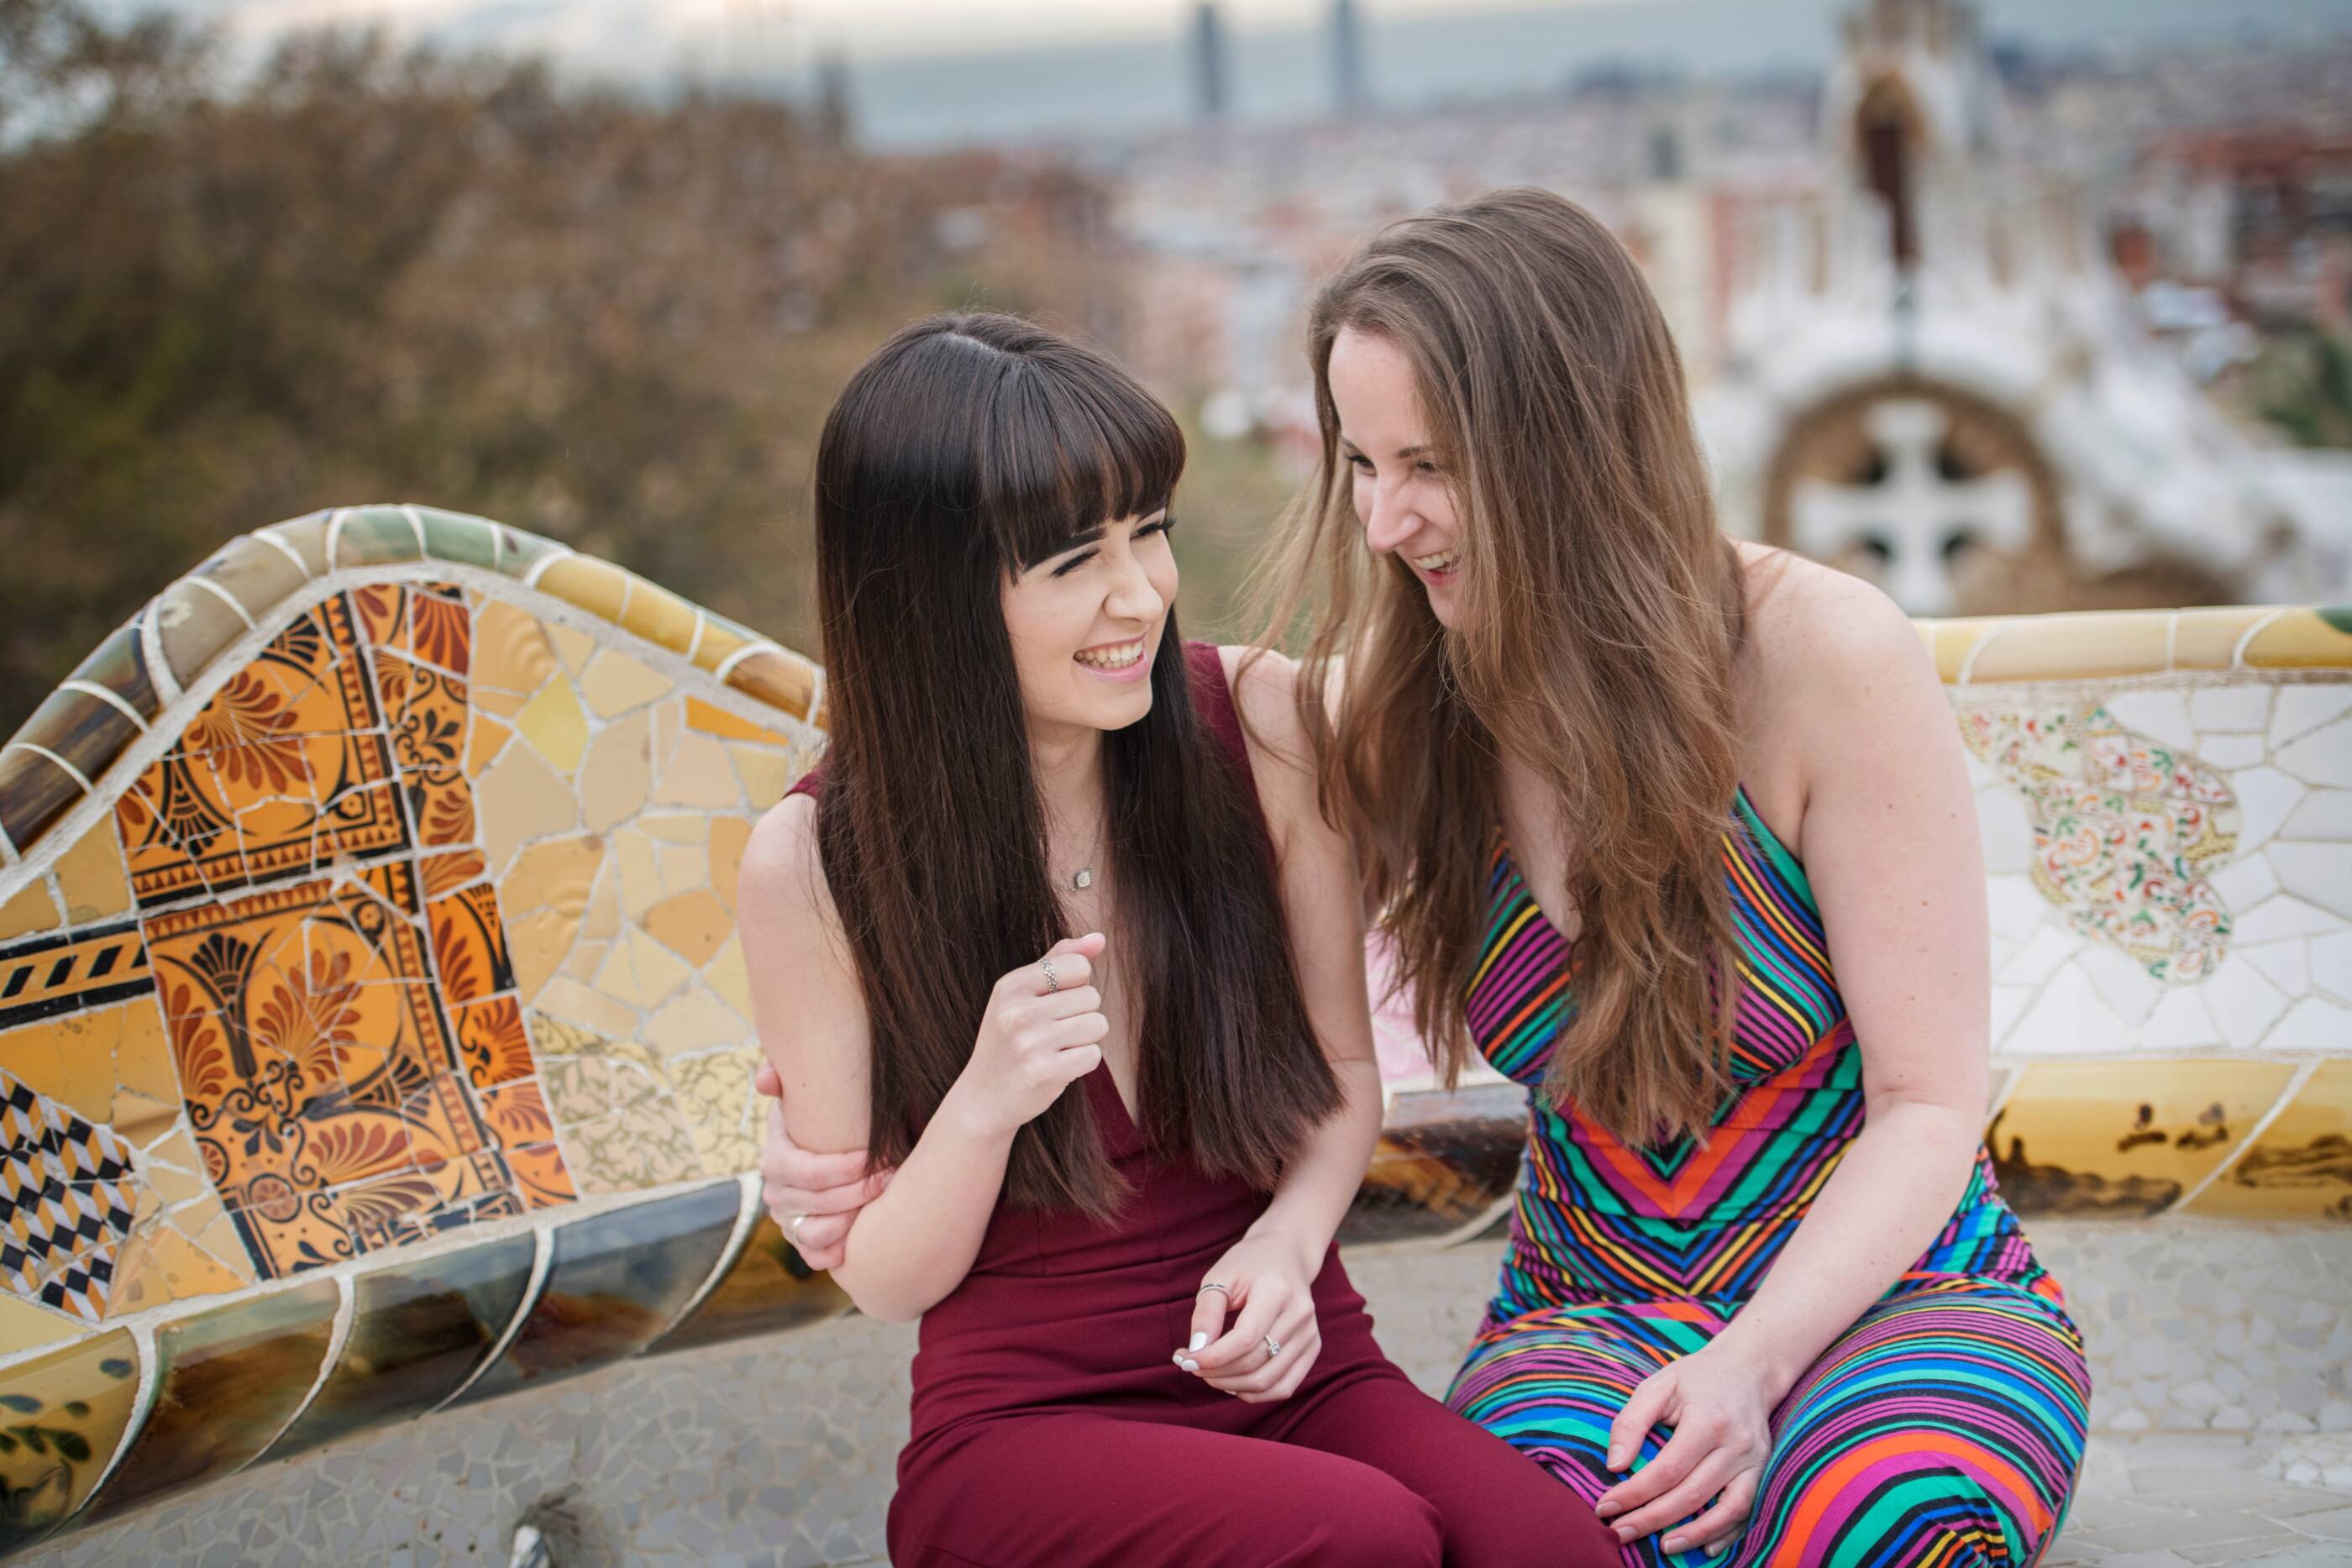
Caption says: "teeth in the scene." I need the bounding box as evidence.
[1076,641,1144,669]
[1411,549,1460,573]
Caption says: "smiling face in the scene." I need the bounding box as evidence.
[1000,508,1179,737]
[1327,325,1465,627]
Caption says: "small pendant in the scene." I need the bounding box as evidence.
[1071,867,1094,891]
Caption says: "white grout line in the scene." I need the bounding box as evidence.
[62,681,150,733]
[180,574,258,630]
[79,1318,162,1506]
[138,608,180,707]
[2229,608,2290,670]
[685,611,706,666]
[253,527,314,579]
[430,1225,553,1414]
[654,1173,762,1344]
[520,546,574,589]
[325,506,353,572]
[399,504,430,557]
[2163,611,2179,674]
[2170,1057,2322,1214]
[1956,621,2006,688]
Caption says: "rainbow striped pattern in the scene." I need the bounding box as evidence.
[1445,790,2091,1566]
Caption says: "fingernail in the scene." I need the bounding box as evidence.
[1595,1502,1618,1519]
[1613,1525,1633,1544]
[1179,1358,1199,1372]
[1663,1539,1684,1555]
[1189,1332,1208,1351]
[1606,1450,1626,1471]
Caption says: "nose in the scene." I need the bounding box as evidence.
[1103,545,1165,623]
[1361,477,1419,556]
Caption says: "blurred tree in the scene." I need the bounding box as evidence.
[0,1,1131,734]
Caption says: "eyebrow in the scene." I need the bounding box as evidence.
[1032,507,1168,563]
[1337,436,1433,459]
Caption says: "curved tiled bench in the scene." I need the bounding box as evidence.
[0,507,2344,1558]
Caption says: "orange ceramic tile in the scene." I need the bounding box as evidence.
[115,596,404,908]
[1988,1058,2297,1218]
[0,1066,138,1321]
[643,889,731,968]
[506,1140,577,1209]
[579,650,675,719]
[0,1003,143,1127]
[0,1327,141,1555]
[0,1293,78,1356]
[451,997,536,1091]
[144,866,517,1279]
[417,847,488,902]
[50,819,130,926]
[2243,606,2352,669]
[535,555,631,624]
[2188,1058,2352,1220]
[546,623,596,675]
[685,697,795,747]
[427,882,512,1009]
[0,923,154,1035]
[352,581,470,676]
[0,882,62,942]
[465,714,512,778]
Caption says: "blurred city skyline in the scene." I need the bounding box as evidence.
[168,0,2352,148]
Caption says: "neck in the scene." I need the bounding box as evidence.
[1028,716,1107,830]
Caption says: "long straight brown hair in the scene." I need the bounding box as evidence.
[814,312,1337,1216]
[1255,188,1746,1148]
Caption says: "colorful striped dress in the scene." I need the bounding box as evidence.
[1444,788,2091,1567]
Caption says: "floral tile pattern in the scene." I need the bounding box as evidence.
[1961,701,2239,983]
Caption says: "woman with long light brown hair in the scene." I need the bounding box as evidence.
[759,193,2092,1566]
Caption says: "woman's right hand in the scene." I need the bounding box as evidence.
[753,1069,890,1272]
[950,932,1110,1137]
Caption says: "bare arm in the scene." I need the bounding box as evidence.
[1599,575,1991,1551]
[739,795,1105,1323]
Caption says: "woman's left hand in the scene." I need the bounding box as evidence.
[1177,1230,1323,1403]
[1595,1341,1780,1556]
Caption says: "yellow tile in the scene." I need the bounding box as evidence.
[725,648,821,721]
[102,1230,170,1317]
[686,697,795,748]
[143,1130,210,1206]
[508,835,603,922]
[579,649,675,719]
[182,1199,257,1284]
[1,1007,123,1124]
[2243,607,2352,670]
[1990,1058,2297,1217]
[729,745,792,812]
[473,601,559,695]
[1961,612,2173,684]
[476,742,580,874]
[548,623,597,675]
[710,817,751,914]
[2190,1059,2352,1220]
[537,555,629,626]
[111,1090,178,1147]
[643,986,751,1057]
[659,844,708,897]
[651,732,742,810]
[507,907,583,1004]
[644,890,732,968]
[692,620,753,676]
[151,1220,253,1303]
[0,879,62,941]
[638,812,707,844]
[704,935,751,1018]
[581,711,653,832]
[560,938,610,981]
[515,678,589,774]
[0,1294,79,1356]
[531,976,641,1039]
[616,831,663,921]
[1924,618,1999,684]
[2171,606,2271,671]
[114,1000,176,1107]
[51,820,130,925]
[582,860,621,941]
[467,715,513,778]
[592,928,692,1010]
[618,581,701,654]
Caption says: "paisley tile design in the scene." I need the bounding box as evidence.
[1962,701,2239,983]
[82,1278,338,1520]
[449,1180,738,1409]
[259,1230,538,1464]
[0,1328,140,1555]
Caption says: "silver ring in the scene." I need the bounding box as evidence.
[1041,957,1059,994]
[1197,1282,1231,1298]
[1263,1335,1283,1360]
[787,1214,808,1244]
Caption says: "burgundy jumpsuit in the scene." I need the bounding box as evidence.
[801,645,1618,1568]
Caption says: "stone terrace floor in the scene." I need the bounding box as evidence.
[2043,1433,2352,1566]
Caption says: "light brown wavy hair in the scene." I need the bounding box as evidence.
[1253,187,1747,1147]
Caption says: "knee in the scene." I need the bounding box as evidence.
[1771,1462,2037,1568]
[1286,1476,1443,1568]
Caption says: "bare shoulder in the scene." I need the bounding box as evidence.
[738,790,837,938]
[1219,643,1308,755]
[1739,545,1934,704]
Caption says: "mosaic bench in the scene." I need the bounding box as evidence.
[0,507,2344,1560]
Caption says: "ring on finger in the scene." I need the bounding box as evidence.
[1040,957,1059,994]
[1263,1335,1282,1361]
[787,1213,809,1244]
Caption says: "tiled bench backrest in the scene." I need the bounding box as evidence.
[0,507,2343,1555]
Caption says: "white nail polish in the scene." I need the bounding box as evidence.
[1189,1332,1208,1351]
[1179,1358,1199,1372]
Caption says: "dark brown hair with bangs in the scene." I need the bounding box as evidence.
[813,312,1337,1217]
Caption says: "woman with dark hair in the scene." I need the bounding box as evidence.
[738,311,1618,1568]
[760,193,2092,1568]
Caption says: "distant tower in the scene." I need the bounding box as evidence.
[1330,0,1365,118]
[1190,3,1228,122]
[813,50,854,149]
